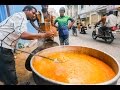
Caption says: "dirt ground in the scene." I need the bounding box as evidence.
[0,46,37,85]
[14,45,38,85]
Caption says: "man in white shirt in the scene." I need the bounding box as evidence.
[106,11,117,28]
[0,5,54,85]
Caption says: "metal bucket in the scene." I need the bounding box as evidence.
[30,46,120,85]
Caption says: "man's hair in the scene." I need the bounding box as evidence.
[41,5,48,13]
[59,7,65,12]
[22,5,37,12]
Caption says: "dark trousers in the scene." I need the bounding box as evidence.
[98,26,108,35]
[59,35,69,45]
[0,47,18,85]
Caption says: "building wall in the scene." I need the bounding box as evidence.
[91,13,98,25]
[0,5,7,22]
[86,17,90,26]
[66,5,75,18]
[73,5,78,19]
[66,5,120,26]
[79,5,107,26]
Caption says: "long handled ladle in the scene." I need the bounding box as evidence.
[15,49,64,63]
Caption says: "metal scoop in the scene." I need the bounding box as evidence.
[15,49,64,63]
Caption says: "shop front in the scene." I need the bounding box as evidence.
[91,13,98,25]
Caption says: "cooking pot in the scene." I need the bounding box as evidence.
[30,46,120,85]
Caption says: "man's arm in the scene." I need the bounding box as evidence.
[50,15,54,26]
[20,31,54,40]
[95,18,103,27]
[68,17,75,29]
[11,13,52,40]
[105,17,109,26]
[53,19,58,28]
[95,21,101,27]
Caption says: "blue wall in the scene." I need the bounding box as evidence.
[8,5,42,46]
[0,5,7,22]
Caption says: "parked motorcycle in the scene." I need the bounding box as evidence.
[80,26,87,34]
[92,25,114,44]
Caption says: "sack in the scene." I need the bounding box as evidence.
[111,26,118,31]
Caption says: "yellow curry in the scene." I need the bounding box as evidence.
[32,52,115,84]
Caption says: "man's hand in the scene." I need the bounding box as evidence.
[35,27,41,32]
[21,31,54,40]
[68,25,71,29]
[44,31,54,38]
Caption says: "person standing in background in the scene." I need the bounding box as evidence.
[77,23,81,33]
[30,5,57,38]
[54,7,75,45]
